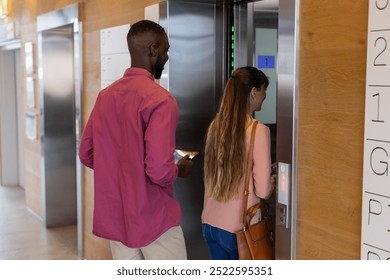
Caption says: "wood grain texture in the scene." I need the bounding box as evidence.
[296,0,368,259]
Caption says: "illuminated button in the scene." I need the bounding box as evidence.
[281,174,287,192]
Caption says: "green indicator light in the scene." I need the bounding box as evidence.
[231,52,234,58]
[231,35,234,41]
[231,61,234,67]
[231,44,234,49]
[231,26,235,32]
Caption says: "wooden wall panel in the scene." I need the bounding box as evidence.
[296,0,368,259]
[16,5,41,216]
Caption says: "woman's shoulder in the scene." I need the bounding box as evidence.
[247,119,270,134]
[255,121,270,133]
[246,120,270,147]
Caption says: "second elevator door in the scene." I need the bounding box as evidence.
[41,24,77,227]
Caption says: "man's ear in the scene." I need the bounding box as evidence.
[149,42,158,57]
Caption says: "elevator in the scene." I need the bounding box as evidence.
[37,4,83,257]
[230,0,299,260]
[160,0,298,260]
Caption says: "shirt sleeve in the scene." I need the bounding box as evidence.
[144,96,179,187]
[252,124,273,199]
[78,110,94,169]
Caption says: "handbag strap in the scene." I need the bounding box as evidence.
[242,120,258,228]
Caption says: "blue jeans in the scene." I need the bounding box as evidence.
[202,224,238,260]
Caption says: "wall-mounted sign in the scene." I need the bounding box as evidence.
[26,77,35,108]
[258,55,275,69]
[24,42,34,75]
[100,24,130,89]
[25,112,37,140]
[361,0,390,260]
[145,3,159,23]
[0,22,14,42]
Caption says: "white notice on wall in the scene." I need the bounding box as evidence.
[361,0,390,260]
[145,4,159,23]
[25,113,37,140]
[100,24,131,89]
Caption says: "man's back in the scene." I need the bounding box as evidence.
[79,20,191,259]
[79,68,181,248]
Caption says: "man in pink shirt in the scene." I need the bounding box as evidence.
[79,20,193,260]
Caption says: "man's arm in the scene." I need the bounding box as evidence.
[144,97,179,186]
[79,114,94,169]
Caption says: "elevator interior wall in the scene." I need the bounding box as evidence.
[233,0,298,260]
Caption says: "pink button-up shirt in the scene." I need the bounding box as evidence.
[79,68,181,248]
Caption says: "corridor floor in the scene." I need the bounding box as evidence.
[0,185,79,260]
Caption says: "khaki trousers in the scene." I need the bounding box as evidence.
[109,226,187,260]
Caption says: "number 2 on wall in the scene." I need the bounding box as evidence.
[373,37,387,66]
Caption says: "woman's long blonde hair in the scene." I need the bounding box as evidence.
[204,66,269,202]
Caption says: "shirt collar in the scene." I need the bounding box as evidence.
[124,68,154,81]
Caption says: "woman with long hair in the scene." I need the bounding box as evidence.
[202,66,274,260]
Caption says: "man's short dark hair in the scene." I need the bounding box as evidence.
[127,20,165,48]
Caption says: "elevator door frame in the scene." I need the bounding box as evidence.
[37,4,83,258]
[231,0,300,259]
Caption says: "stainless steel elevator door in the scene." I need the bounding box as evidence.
[161,0,223,260]
[41,24,77,227]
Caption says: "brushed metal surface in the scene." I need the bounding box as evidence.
[275,0,299,260]
[41,24,77,227]
[160,0,224,260]
[38,4,83,258]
